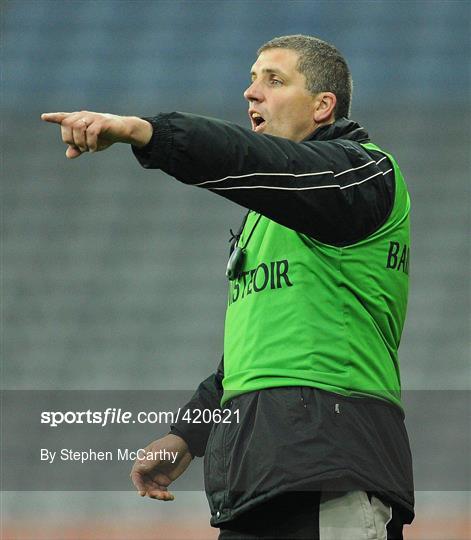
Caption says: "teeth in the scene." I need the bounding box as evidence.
[250,112,265,129]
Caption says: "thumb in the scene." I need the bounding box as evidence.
[41,112,70,124]
[66,145,82,159]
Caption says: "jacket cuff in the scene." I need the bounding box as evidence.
[169,418,212,458]
[131,114,174,169]
[169,426,198,459]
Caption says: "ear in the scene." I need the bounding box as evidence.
[313,92,337,123]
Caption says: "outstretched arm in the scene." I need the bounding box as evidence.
[42,110,394,247]
[41,111,152,158]
[131,113,394,246]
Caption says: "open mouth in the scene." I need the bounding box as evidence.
[250,112,266,131]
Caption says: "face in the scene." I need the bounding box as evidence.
[244,48,318,142]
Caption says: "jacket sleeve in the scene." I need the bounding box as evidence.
[132,112,394,246]
[169,356,224,458]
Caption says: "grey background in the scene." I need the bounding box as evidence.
[2,0,470,538]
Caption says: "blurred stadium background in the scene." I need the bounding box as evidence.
[2,0,470,539]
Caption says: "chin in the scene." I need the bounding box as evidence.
[262,128,277,137]
[269,130,289,139]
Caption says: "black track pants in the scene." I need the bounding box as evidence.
[218,491,404,540]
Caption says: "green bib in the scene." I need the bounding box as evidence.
[223,144,410,409]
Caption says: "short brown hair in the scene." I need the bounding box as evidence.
[258,35,353,119]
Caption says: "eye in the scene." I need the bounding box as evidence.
[270,79,283,86]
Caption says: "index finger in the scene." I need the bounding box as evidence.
[41,112,71,124]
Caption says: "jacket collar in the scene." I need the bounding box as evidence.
[307,117,370,143]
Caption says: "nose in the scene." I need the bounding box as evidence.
[244,80,264,103]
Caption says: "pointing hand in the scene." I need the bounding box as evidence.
[41,111,153,158]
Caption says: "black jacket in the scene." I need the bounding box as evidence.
[133,113,414,526]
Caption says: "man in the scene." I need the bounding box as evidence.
[42,35,414,540]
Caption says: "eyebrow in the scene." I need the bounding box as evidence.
[250,67,288,79]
